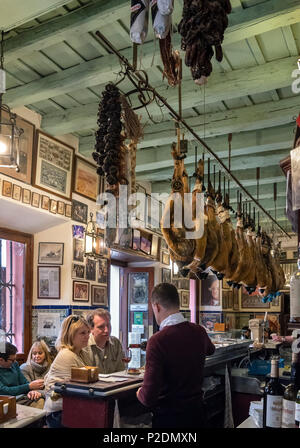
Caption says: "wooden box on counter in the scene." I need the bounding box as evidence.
[71,366,100,383]
[0,396,16,423]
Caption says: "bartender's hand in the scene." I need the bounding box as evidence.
[271,334,293,343]
[27,390,42,401]
[29,379,44,390]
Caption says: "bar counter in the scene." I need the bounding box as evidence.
[53,339,254,428]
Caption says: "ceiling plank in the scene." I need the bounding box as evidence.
[76,96,298,155]
[224,0,300,46]
[136,156,285,182]
[282,25,299,56]
[4,0,128,63]
[4,0,300,65]
[39,56,297,135]
[150,168,285,192]
[0,0,72,31]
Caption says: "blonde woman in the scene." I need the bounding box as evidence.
[19,339,52,408]
[44,315,91,428]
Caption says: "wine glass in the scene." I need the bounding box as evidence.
[122,349,132,373]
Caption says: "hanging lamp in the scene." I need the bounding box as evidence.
[0,31,23,171]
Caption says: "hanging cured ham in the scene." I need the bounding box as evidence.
[161,144,196,271]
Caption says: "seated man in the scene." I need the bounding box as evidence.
[84,309,125,373]
[0,342,44,408]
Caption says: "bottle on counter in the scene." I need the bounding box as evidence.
[290,244,300,323]
[282,352,300,428]
[296,388,300,427]
[263,356,285,428]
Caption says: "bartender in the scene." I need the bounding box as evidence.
[84,309,125,373]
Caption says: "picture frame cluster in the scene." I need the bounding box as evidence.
[72,224,109,306]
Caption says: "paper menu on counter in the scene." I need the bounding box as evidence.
[98,374,127,382]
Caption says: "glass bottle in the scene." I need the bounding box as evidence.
[290,245,300,322]
[296,388,300,427]
[263,356,285,428]
[282,352,300,428]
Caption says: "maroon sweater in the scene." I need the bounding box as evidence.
[138,321,215,411]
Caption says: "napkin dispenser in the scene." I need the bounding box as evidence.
[71,366,99,383]
[0,395,16,423]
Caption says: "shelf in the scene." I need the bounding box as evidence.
[110,245,158,263]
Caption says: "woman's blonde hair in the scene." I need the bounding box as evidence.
[26,339,52,365]
[55,315,89,352]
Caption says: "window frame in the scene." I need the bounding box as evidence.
[0,226,33,363]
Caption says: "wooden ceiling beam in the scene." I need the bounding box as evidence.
[77,97,298,157]
[139,165,283,183]
[4,0,129,63]
[5,0,300,64]
[40,56,297,136]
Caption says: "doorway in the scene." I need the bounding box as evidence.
[119,266,155,368]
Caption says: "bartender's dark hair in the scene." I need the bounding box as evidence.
[0,342,18,361]
[151,283,180,309]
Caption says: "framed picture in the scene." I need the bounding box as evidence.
[2,180,12,197]
[0,112,35,184]
[72,225,85,239]
[22,188,31,204]
[128,272,148,307]
[73,238,85,262]
[65,203,72,218]
[86,258,96,281]
[222,290,233,309]
[50,199,57,214]
[140,235,152,255]
[161,250,170,266]
[31,192,40,208]
[233,287,240,311]
[119,227,132,249]
[91,285,107,307]
[41,195,50,211]
[200,312,222,332]
[241,286,270,309]
[95,230,104,256]
[180,290,190,310]
[73,155,99,201]
[160,238,168,251]
[162,268,171,283]
[72,263,85,279]
[37,266,60,299]
[96,210,106,229]
[132,229,141,250]
[72,199,88,224]
[200,273,222,311]
[57,201,65,215]
[222,278,231,289]
[12,184,21,201]
[73,280,89,302]
[33,130,75,200]
[38,242,64,265]
[151,235,159,258]
[98,258,108,284]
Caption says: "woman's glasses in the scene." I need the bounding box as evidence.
[66,315,81,333]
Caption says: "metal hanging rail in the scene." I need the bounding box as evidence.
[94,30,290,238]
